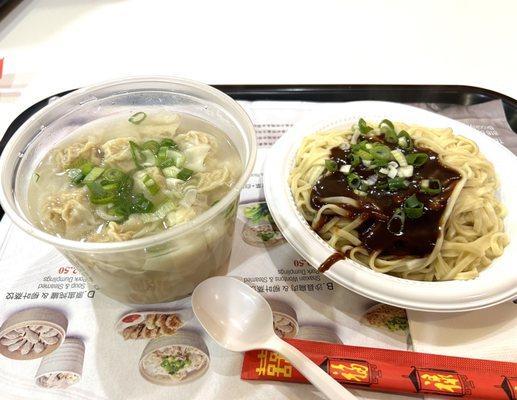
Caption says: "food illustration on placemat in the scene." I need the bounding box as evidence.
[35,337,84,389]
[139,332,210,385]
[1,325,60,356]
[242,202,285,247]
[361,304,409,333]
[290,118,508,280]
[0,308,67,360]
[267,300,299,338]
[116,310,191,340]
[36,372,81,389]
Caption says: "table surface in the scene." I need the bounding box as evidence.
[1,0,517,123]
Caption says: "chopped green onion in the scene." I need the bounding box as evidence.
[358,118,373,134]
[397,130,413,151]
[128,111,147,125]
[177,168,194,181]
[33,173,40,183]
[79,161,95,176]
[130,193,154,213]
[406,152,429,166]
[380,124,398,144]
[102,183,119,192]
[387,208,405,235]
[391,149,408,167]
[347,172,361,189]
[109,203,130,219]
[404,194,424,219]
[157,150,185,168]
[142,140,160,154]
[375,180,388,190]
[388,177,409,191]
[359,182,369,192]
[160,138,179,150]
[103,168,125,183]
[371,144,392,161]
[143,174,160,195]
[86,181,106,197]
[129,141,144,168]
[157,146,168,160]
[348,153,360,167]
[159,159,175,168]
[420,179,442,195]
[351,140,369,152]
[356,149,373,160]
[162,166,181,178]
[371,158,389,168]
[118,175,134,193]
[83,167,105,183]
[68,168,84,185]
[87,181,116,204]
[325,159,338,172]
[67,160,97,185]
[378,119,395,130]
[84,168,152,219]
[140,149,157,167]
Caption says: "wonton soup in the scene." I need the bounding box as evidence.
[27,110,243,303]
[29,111,241,241]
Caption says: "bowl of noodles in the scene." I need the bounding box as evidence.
[264,101,517,312]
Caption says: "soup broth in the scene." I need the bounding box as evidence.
[28,111,242,242]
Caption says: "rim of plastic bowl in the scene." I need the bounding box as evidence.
[0,76,257,253]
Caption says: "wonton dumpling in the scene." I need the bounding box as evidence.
[88,215,161,242]
[184,145,211,172]
[143,167,167,189]
[51,136,102,170]
[41,187,100,239]
[176,130,218,149]
[101,137,134,172]
[137,112,181,138]
[196,166,232,193]
[165,206,197,228]
[177,130,219,172]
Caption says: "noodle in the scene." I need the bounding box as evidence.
[289,121,509,281]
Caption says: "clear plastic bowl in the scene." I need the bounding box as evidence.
[0,77,256,304]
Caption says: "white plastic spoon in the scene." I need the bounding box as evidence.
[191,276,357,400]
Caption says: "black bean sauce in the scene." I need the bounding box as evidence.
[310,142,462,257]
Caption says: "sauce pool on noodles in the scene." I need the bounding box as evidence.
[311,143,462,258]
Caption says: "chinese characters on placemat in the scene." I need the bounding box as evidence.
[243,263,335,295]
[4,266,95,302]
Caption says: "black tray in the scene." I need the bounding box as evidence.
[1,84,516,218]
